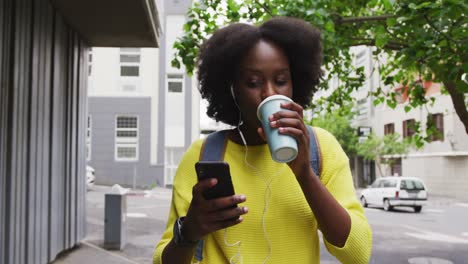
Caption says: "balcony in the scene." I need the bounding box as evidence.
[50,0,161,47]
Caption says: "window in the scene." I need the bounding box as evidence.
[400,180,425,191]
[384,123,395,135]
[382,180,397,188]
[115,116,138,161]
[356,98,369,119]
[88,50,93,76]
[86,115,92,161]
[371,179,381,188]
[120,48,140,77]
[355,49,366,66]
[429,113,444,142]
[167,74,183,93]
[403,119,416,138]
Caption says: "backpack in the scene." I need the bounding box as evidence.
[193,125,322,262]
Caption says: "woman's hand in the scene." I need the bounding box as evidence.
[182,178,248,242]
[257,101,312,180]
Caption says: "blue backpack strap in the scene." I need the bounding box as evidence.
[195,129,230,262]
[199,130,230,161]
[307,126,321,178]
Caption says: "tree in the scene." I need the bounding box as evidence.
[306,104,359,158]
[357,133,411,177]
[172,0,468,139]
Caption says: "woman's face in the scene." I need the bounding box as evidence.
[234,40,293,130]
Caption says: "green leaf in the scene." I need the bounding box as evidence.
[382,0,393,10]
[416,2,432,9]
[404,105,412,112]
[386,18,397,27]
[324,20,335,32]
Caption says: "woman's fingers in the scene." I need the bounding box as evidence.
[207,206,249,222]
[192,178,218,201]
[205,194,247,212]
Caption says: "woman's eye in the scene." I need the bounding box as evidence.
[276,79,288,86]
[247,80,261,88]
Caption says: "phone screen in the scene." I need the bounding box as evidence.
[195,161,236,201]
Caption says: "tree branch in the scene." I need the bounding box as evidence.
[334,14,397,25]
[443,80,468,134]
[348,38,407,50]
[254,0,274,17]
[423,14,460,44]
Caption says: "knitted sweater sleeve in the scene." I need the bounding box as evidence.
[153,140,203,264]
[315,127,373,264]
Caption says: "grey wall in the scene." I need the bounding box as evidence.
[0,0,88,263]
[88,97,160,188]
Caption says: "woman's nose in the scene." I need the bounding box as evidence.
[261,82,276,99]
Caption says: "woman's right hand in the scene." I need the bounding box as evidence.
[181,178,248,242]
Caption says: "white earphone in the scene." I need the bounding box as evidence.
[230,86,247,146]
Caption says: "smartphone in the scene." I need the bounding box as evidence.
[195,161,236,201]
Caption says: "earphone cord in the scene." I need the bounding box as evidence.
[230,87,286,264]
[237,125,287,264]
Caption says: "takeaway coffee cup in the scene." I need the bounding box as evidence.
[257,95,298,163]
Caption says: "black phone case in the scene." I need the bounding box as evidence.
[195,161,236,200]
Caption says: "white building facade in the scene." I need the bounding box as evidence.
[341,46,468,200]
[87,0,200,188]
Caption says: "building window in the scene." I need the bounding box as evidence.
[356,98,369,119]
[115,116,138,161]
[403,119,416,138]
[120,48,140,77]
[384,123,395,135]
[167,74,183,93]
[429,113,444,141]
[88,49,93,76]
[86,115,92,161]
[355,49,366,66]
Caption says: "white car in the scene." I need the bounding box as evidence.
[360,176,428,213]
[86,165,96,189]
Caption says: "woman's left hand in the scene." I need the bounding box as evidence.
[257,101,312,180]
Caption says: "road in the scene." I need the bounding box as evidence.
[321,197,468,264]
[56,186,468,264]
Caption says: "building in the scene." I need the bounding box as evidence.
[342,46,468,200]
[0,0,160,263]
[87,0,199,188]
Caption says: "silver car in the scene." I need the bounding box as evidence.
[360,176,428,213]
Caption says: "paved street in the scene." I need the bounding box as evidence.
[53,186,468,264]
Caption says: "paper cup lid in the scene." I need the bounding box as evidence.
[256,95,293,119]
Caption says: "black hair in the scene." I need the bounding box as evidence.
[197,16,323,126]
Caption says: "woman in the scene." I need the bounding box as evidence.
[154,17,372,264]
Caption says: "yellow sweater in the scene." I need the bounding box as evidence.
[154,127,372,264]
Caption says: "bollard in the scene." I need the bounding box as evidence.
[104,193,127,250]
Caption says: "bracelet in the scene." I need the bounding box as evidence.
[173,217,199,247]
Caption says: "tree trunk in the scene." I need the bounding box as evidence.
[443,80,468,134]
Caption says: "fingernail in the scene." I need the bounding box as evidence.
[243,207,249,213]
[270,121,276,127]
[238,216,243,221]
[238,194,246,201]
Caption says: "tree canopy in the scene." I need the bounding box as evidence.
[357,132,411,177]
[306,104,359,158]
[172,0,468,137]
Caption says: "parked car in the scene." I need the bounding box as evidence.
[360,176,428,213]
[86,165,95,189]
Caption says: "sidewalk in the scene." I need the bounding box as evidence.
[52,185,173,264]
[53,185,464,264]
